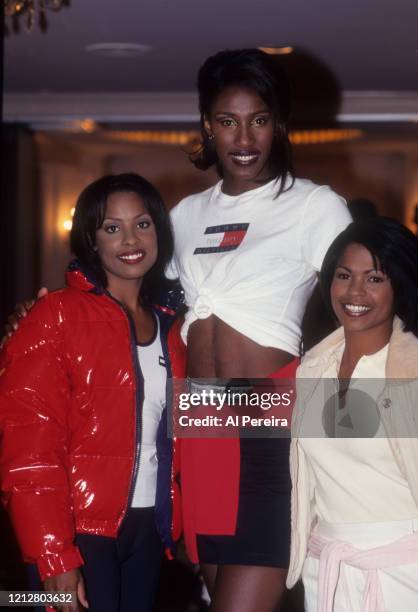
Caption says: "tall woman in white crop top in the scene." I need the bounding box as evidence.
[168,49,351,612]
[288,218,418,611]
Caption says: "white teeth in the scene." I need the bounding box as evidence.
[119,252,143,261]
[232,154,257,162]
[344,304,371,313]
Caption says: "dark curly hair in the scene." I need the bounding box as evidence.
[320,217,418,337]
[70,173,174,306]
[191,48,294,197]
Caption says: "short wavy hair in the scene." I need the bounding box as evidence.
[320,217,418,337]
[191,48,294,197]
[70,173,174,306]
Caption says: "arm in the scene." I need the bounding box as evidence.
[0,296,83,582]
[165,205,180,281]
[299,188,351,348]
[301,185,352,271]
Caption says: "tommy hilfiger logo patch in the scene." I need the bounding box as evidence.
[194,223,250,254]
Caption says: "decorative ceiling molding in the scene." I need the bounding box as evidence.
[4,91,418,129]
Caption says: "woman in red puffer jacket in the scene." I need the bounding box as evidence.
[0,174,185,612]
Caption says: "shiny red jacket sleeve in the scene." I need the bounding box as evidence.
[0,296,84,580]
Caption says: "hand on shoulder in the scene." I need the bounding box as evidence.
[1,287,49,347]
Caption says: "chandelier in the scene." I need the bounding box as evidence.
[4,0,70,34]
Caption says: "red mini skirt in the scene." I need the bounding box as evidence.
[179,358,299,565]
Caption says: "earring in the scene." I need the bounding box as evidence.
[208,134,215,141]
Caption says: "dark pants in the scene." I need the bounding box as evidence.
[27,507,163,612]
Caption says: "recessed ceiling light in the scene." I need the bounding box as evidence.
[85,43,152,58]
[258,46,294,55]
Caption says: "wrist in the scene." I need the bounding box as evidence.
[37,546,84,581]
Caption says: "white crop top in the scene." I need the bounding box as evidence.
[167,177,351,355]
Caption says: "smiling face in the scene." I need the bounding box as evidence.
[204,85,275,195]
[95,191,158,295]
[330,242,394,339]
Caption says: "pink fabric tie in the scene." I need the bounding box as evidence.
[308,530,418,612]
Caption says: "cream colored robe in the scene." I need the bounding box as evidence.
[287,316,418,588]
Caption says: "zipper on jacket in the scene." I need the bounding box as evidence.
[105,294,177,545]
[125,309,145,511]
[106,294,145,522]
[154,310,176,551]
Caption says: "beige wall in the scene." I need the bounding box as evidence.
[294,140,412,222]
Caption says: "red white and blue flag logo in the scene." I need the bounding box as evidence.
[194,223,250,254]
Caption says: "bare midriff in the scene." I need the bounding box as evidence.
[187,315,294,379]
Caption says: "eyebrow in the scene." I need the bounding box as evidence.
[214,109,271,116]
[335,264,382,273]
[102,212,150,222]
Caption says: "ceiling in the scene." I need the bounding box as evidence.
[4,0,418,94]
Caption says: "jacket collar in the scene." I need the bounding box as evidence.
[300,316,418,379]
[65,259,177,327]
[66,259,104,294]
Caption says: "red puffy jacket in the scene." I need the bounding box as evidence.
[0,264,186,580]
